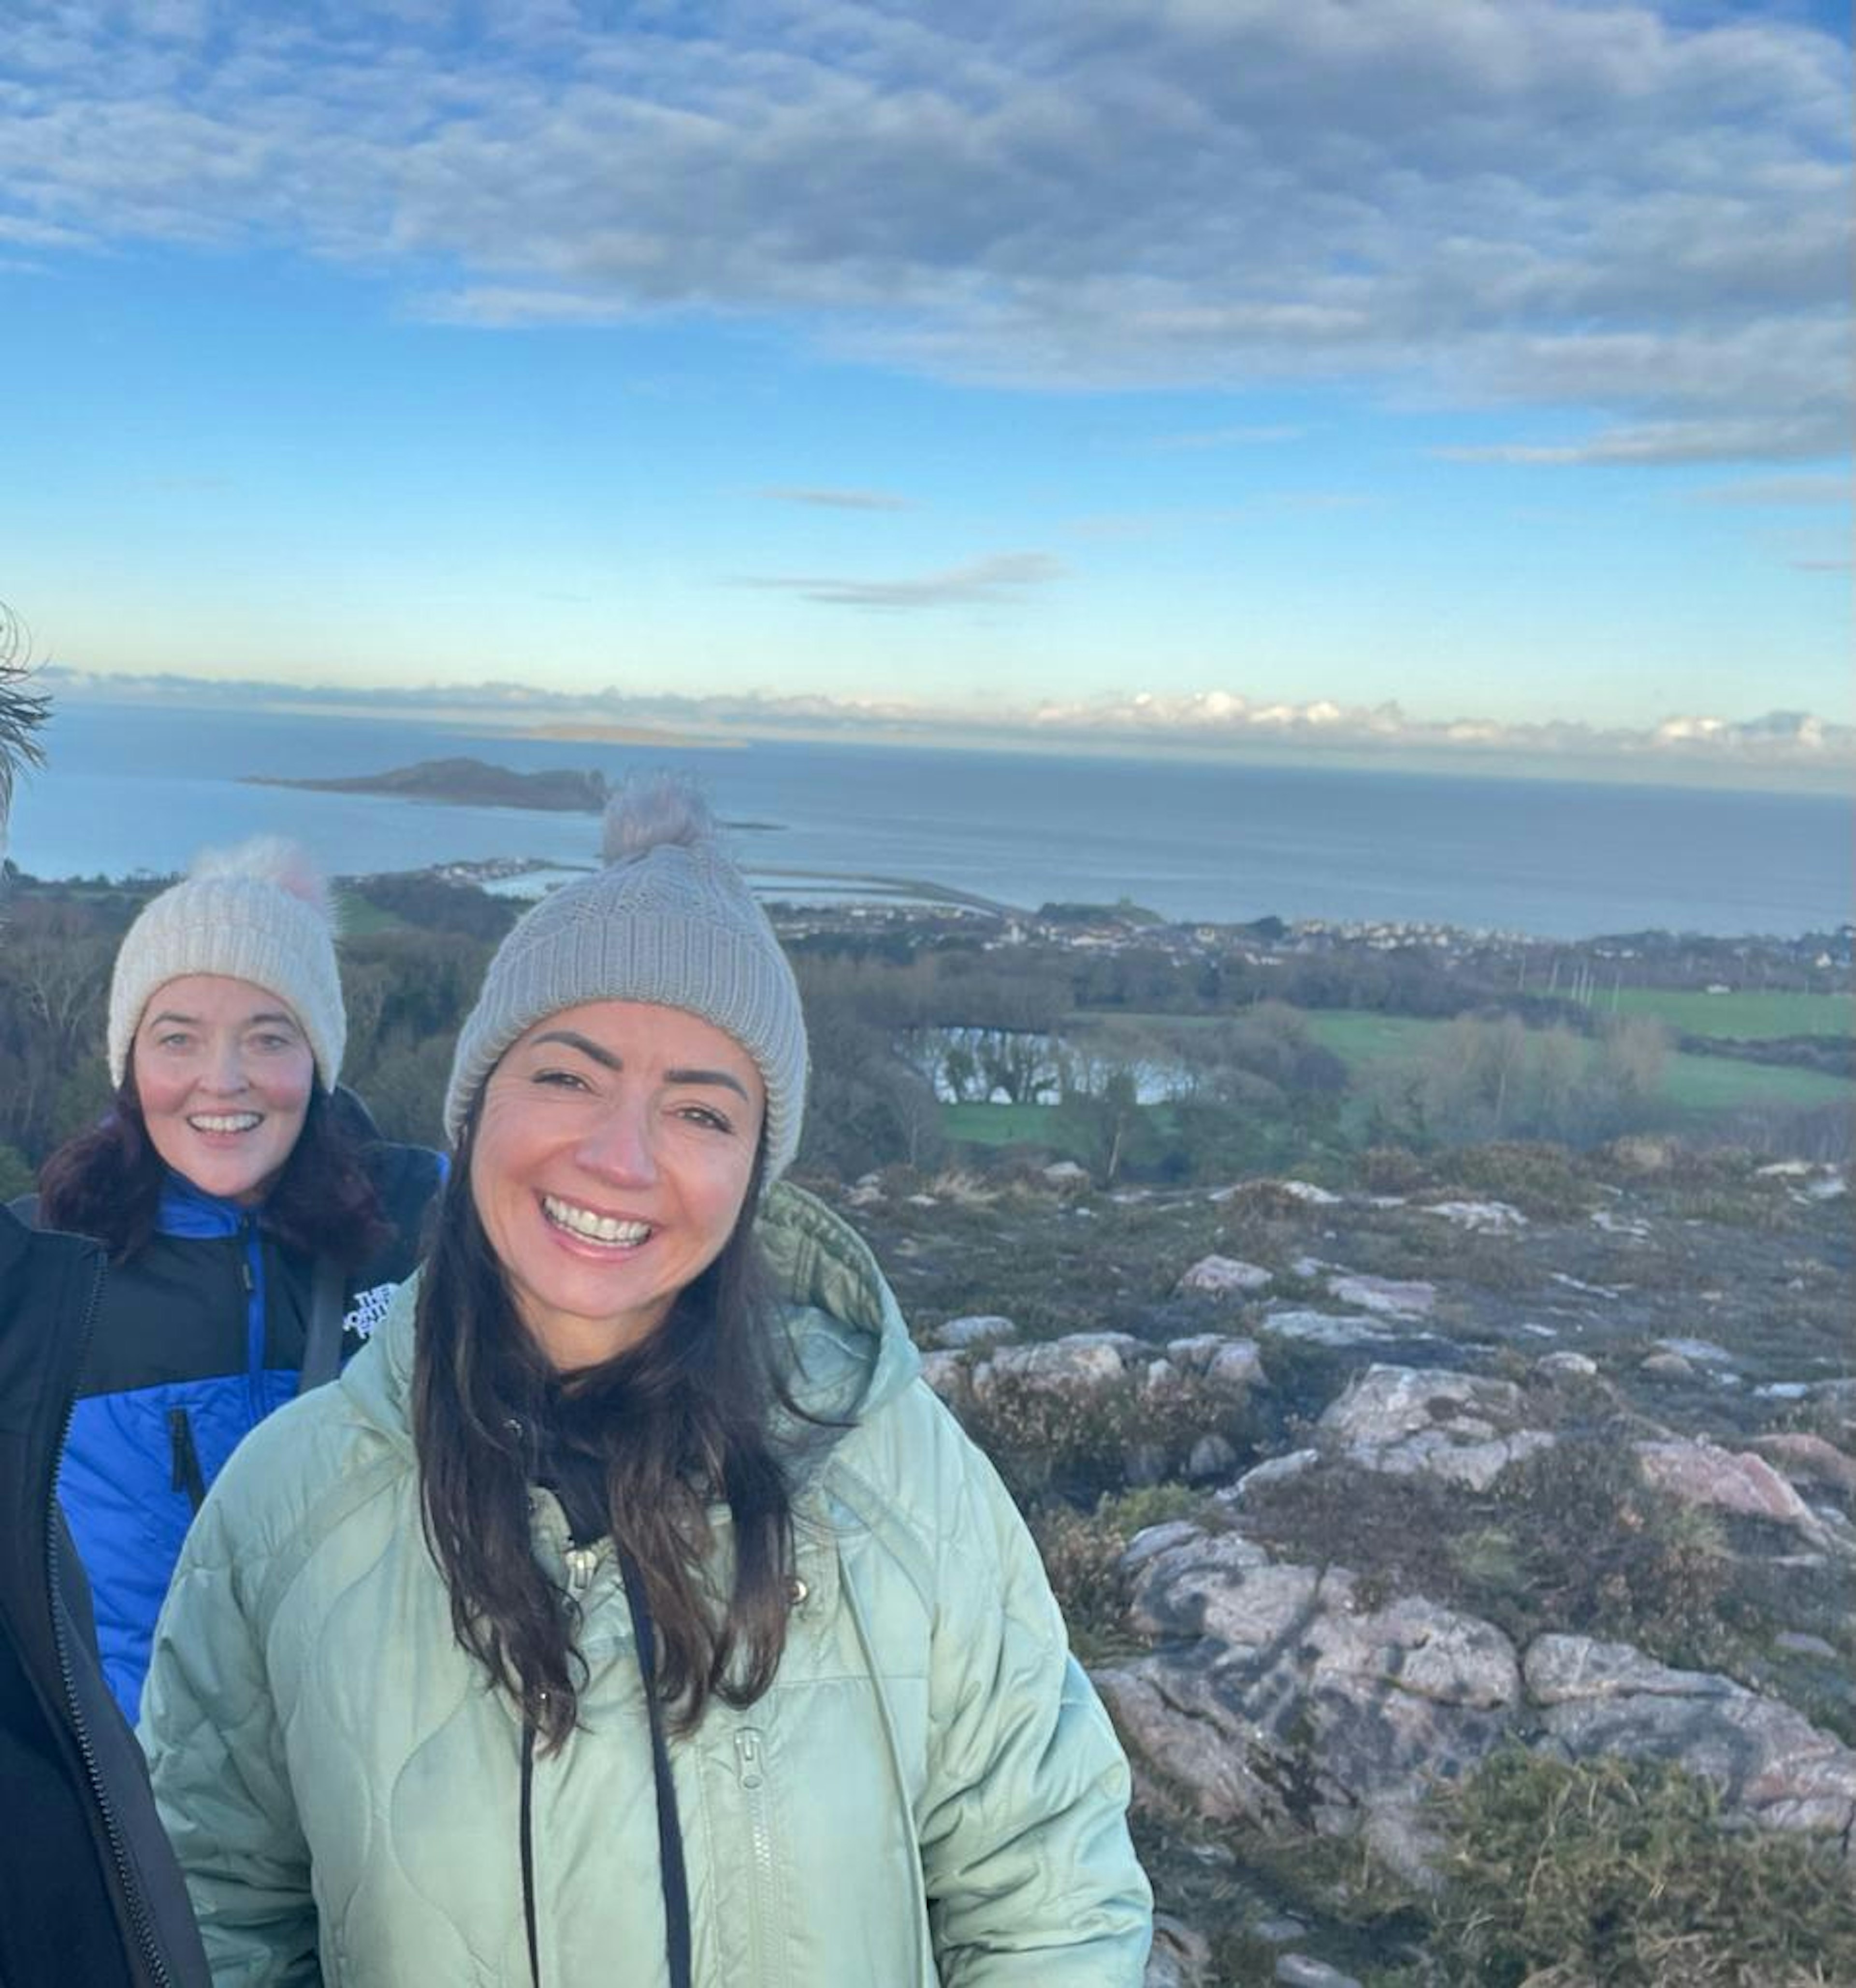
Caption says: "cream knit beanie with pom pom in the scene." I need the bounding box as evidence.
[107,837,345,1091]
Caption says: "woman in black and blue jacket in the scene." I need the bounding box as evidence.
[23,839,444,1720]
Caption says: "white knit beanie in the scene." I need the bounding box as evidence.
[107,838,346,1091]
[444,778,808,1181]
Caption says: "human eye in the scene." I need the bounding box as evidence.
[673,1100,736,1135]
[250,1030,298,1054]
[530,1065,593,1092]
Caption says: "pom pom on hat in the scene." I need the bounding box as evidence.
[603,778,711,862]
[444,775,808,1182]
[107,837,346,1090]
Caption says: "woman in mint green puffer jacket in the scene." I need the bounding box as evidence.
[141,784,1151,1987]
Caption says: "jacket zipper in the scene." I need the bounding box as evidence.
[733,1727,786,1988]
[49,1250,175,1988]
[239,1222,264,1423]
[166,1408,206,1512]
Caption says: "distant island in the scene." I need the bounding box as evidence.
[248,756,605,812]
[244,757,783,831]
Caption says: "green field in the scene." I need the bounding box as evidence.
[1066,1006,1856,1123]
[1606,987,1853,1042]
[942,1101,1088,1155]
[1299,1008,1851,1115]
[335,889,409,936]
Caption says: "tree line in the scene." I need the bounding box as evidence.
[6,871,1801,1204]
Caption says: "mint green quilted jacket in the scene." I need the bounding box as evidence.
[141,1184,1152,1986]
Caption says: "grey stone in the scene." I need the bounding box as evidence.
[1254,1916,1308,1944]
[974,1332,1145,1402]
[1178,1253,1274,1297]
[1327,1274,1436,1318]
[1653,1337,1735,1365]
[1262,1310,1394,1349]
[1423,1199,1528,1233]
[916,1351,971,1405]
[1635,1439,1821,1532]
[1186,1434,1240,1481]
[1275,1958,1363,1988]
[1163,1335,1267,1394]
[1526,1634,1856,1840]
[1775,1632,1839,1659]
[1144,1915,1214,1988]
[1752,1433,1856,1497]
[1229,1448,1321,1498]
[928,1312,1017,1351]
[1120,1520,1204,1572]
[1318,1366,1555,1491]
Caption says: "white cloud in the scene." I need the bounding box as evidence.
[0,0,1847,461]
[738,551,1064,609]
[1693,474,1851,506]
[757,487,915,511]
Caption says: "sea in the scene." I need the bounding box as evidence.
[7,701,1852,942]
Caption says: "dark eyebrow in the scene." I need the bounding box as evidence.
[530,1029,622,1070]
[527,1032,752,1102]
[665,1067,753,1103]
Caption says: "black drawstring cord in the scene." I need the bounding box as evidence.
[616,1544,695,1988]
[520,1717,540,1987]
[519,1554,693,1988]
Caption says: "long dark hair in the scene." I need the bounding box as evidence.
[412,1105,798,1750]
[38,1071,390,1267]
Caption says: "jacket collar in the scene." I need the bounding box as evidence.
[155,1169,256,1240]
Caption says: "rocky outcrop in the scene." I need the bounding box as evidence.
[1100,1523,1856,1884]
[1099,1526,1522,1879]
[1315,1365,1555,1491]
[1527,1634,1856,1839]
[1634,1438,1828,1536]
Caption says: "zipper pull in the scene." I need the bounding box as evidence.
[564,1545,598,1599]
[168,1408,207,1511]
[734,1728,764,1789]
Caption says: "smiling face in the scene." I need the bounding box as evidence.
[131,973,318,1205]
[468,999,766,1372]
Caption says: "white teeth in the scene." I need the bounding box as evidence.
[190,1113,261,1134]
[542,1196,651,1246]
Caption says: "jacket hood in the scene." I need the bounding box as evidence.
[343,1181,920,1453]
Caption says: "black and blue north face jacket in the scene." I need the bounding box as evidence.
[18,1132,444,1721]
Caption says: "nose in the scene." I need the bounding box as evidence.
[200,1038,251,1095]
[572,1099,658,1186]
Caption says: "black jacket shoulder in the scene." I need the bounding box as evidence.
[0,1209,211,1988]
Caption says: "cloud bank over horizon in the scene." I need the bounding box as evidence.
[37,663,1853,788]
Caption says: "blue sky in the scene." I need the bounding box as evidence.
[2,0,1849,780]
